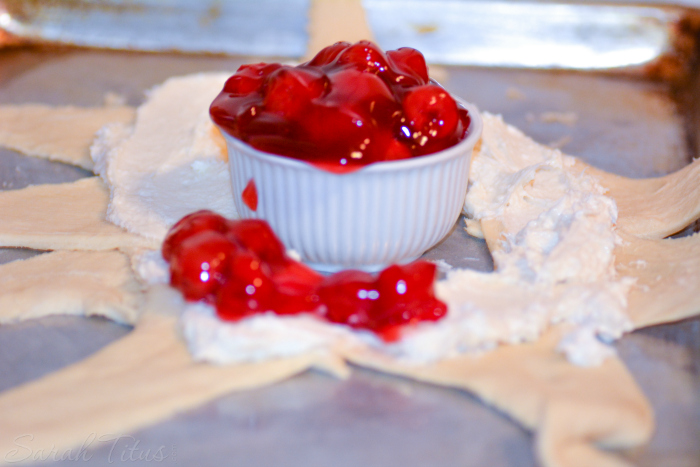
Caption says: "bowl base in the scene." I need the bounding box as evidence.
[304,255,422,274]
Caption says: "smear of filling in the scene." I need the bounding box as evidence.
[117,74,632,367]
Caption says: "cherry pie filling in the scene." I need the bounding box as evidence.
[210,41,471,173]
[164,211,447,340]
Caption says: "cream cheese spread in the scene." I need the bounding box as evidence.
[451,113,633,365]
[91,73,238,242]
[182,303,367,364]
[103,73,633,367]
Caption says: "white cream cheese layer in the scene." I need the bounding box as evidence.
[182,303,368,364]
[106,73,632,367]
[91,73,238,242]
[451,113,633,365]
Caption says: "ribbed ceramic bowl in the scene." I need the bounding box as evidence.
[222,100,482,272]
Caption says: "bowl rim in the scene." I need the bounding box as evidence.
[218,99,483,174]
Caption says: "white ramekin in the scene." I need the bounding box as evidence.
[222,100,482,272]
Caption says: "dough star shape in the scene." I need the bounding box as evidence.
[2,93,700,467]
[0,104,135,171]
[0,2,698,461]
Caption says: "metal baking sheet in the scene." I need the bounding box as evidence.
[0,2,699,467]
[366,0,681,69]
[0,0,310,57]
[0,0,696,71]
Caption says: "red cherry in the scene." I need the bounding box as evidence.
[268,259,324,315]
[270,259,324,296]
[306,41,351,66]
[162,210,228,261]
[381,261,438,296]
[372,262,446,330]
[403,84,459,138]
[216,251,275,320]
[169,231,238,302]
[403,85,460,142]
[387,48,429,86]
[326,68,396,113]
[303,102,365,145]
[223,63,282,96]
[263,66,329,117]
[324,68,401,139]
[318,270,378,327]
[226,219,287,265]
[215,292,259,321]
[209,93,261,140]
[234,108,294,145]
[335,40,390,75]
[300,105,368,170]
[365,129,412,162]
[247,133,315,161]
[223,75,259,97]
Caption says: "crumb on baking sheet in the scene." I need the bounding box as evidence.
[540,111,578,126]
[506,87,527,100]
[547,135,572,150]
[525,111,578,127]
[412,23,439,34]
[103,92,127,107]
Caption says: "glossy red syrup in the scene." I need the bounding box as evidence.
[241,178,258,211]
[164,210,447,338]
[210,41,471,173]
